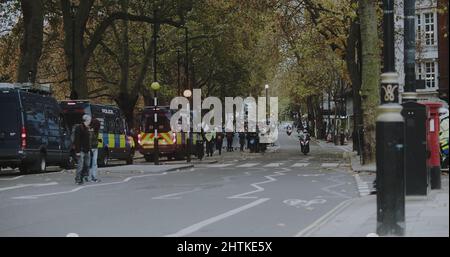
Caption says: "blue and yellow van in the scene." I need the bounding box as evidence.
[60,100,135,166]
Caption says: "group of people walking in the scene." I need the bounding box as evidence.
[200,130,251,157]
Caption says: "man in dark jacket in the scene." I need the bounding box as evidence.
[216,130,224,155]
[73,115,91,185]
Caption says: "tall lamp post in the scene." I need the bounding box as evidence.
[265,84,270,126]
[376,0,405,236]
[184,89,192,163]
[69,3,78,100]
[177,48,182,96]
[151,13,161,165]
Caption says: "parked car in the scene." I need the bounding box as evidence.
[0,83,72,173]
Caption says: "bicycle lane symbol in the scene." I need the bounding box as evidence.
[283,198,327,211]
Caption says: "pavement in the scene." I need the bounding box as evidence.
[308,139,449,237]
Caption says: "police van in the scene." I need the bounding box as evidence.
[0,83,72,173]
[60,100,135,166]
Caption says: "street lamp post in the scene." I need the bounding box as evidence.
[376,0,405,236]
[265,84,269,126]
[70,2,78,100]
[152,15,160,165]
[177,48,181,96]
[184,89,192,163]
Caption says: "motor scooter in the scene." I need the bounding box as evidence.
[286,127,292,136]
[299,134,310,155]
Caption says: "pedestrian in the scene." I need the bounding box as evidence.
[226,132,234,152]
[89,118,101,182]
[216,129,224,155]
[239,132,246,152]
[72,114,91,185]
[203,124,215,157]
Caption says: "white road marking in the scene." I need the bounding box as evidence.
[236,163,260,168]
[294,198,355,237]
[0,175,24,181]
[165,198,270,237]
[298,174,324,177]
[66,233,79,237]
[354,174,371,196]
[11,172,170,200]
[264,163,283,168]
[283,198,327,208]
[291,163,310,167]
[0,182,58,192]
[153,187,202,200]
[208,164,233,168]
[321,163,339,168]
[228,170,290,199]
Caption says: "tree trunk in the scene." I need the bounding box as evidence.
[346,18,364,155]
[359,0,381,164]
[17,0,43,83]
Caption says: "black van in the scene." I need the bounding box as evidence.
[60,100,135,166]
[0,83,72,173]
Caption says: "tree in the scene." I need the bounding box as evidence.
[358,0,381,164]
[16,0,44,83]
[59,0,191,99]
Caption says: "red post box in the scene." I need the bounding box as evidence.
[422,102,443,189]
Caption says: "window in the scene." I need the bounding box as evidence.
[424,13,435,45]
[424,62,436,89]
[416,63,422,80]
[416,14,422,40]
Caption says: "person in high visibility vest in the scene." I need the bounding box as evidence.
[204,126,216,157]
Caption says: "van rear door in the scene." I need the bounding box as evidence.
[0,91,21,152]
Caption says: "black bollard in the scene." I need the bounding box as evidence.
[376,104,405,236]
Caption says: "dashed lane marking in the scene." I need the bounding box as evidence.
[264,163,284,168]
[321,163,339,168]
[207,164,233,168]
[152,187,203,200]
[291,163,310,167]
[236,163,260,168]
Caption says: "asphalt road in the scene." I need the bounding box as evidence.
[0,131,358,237]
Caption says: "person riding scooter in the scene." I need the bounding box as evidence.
[298,129,310,155]
[286,125,293,136]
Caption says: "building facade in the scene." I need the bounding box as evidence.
[394,0,448,103]
[437,0,449,101]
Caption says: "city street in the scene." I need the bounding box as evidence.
[0,131,359,237]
